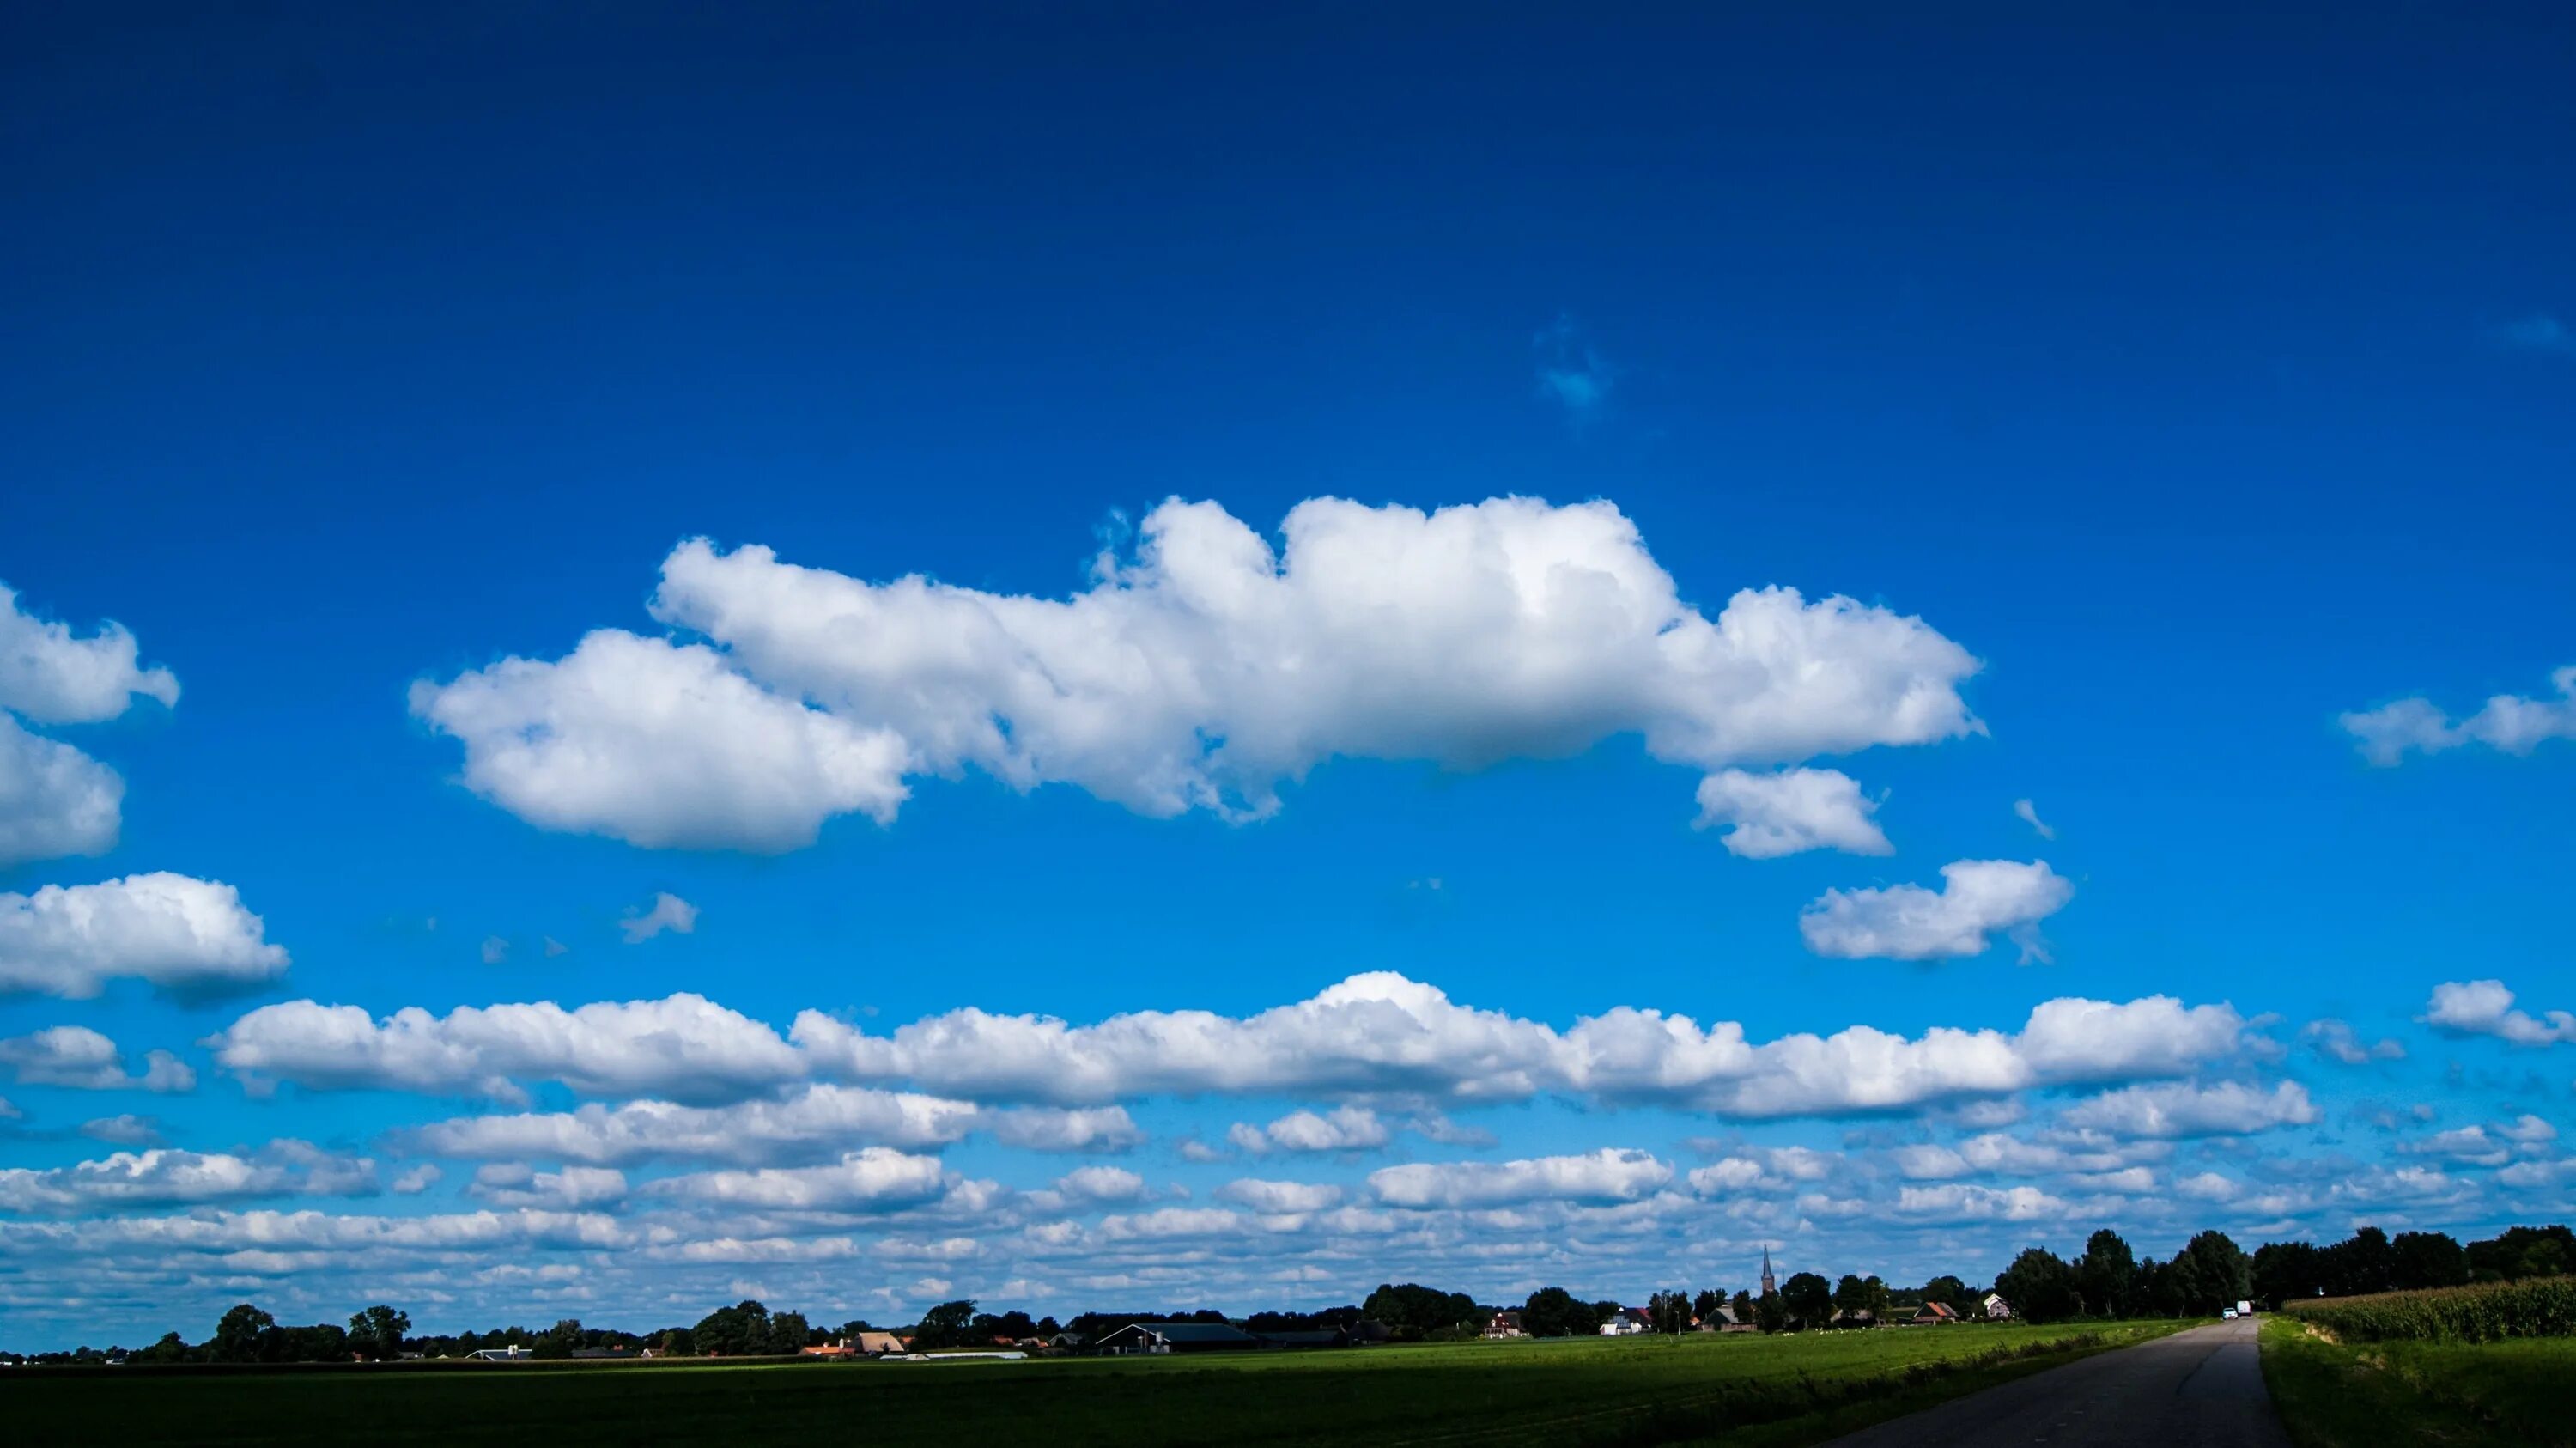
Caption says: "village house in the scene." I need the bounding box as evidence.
[1597,1307,1653,1336]
[1482,1311,1524,1339]
[1906,1301,1959,1326]
[1982,1294,2013,1320]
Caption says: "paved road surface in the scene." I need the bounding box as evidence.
[1821,1317,2292,1448]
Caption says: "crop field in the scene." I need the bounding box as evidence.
[2260,1316,2576,1448]
[7,1321,2185,1447]
[2276,1273,2576,1342]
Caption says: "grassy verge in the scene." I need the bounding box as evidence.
[6,1321,2191,1447]
[2259,1315,2576,1448]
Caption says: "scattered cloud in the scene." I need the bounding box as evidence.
[1798,860,2074,962]
[1229,1105,1391,1154]
[78,1114,164,1147]
[479,937,509,965]
[2304,1019,2405,1065]
[2060,1080,2319,1139]
[647,1147,950,1213]
[0,584,181,867]
[0,1141,375,1215]
[412,497,1982,849]
[466,1163,629,1210]
[0,873,288,1000]
[1370,1148,1672,1208]
[1694,768,1892,858]
[620,892,699,944]
[2012,798,2055,840]
[0,1026,195,1092]
[1052,1165,1147,1203]
[2421,979,2576,1047]
[2342,666,2576,765]
[1214,1178,1344,1214]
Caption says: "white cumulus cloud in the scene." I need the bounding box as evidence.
[1214,1178,1345,1214]
[0,715,125,867]
[1693,768,1891,858]
[1799,860,2073,962]
[0,1142,375,1215]
[0,874,286,999]
[411,497,1983,849]
[0,585,181,867]
[466,1163,630,1209]
[648,1147,950,1212]
[2421,979,2576,1046]
[210,994,804,1104]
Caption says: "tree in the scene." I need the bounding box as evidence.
[767,1311,812,1354]
[1692,1288,1726,1325]
[133,1331,192,1365]
[1832,1275,1872,1323]
[1647,1290,1692,1335]
[2467,1225,2574,1283]
[1518,1287,1599,1338]
[2323,1226,2394,1297]
[1780,1272,1832,1329]
[529,1317,583,1360]
[212,1304,274,1363]
[2390,1231,2470,1291]
[2077,1230,2138,1317]
[348,1305,412,1361]
[692,1300,773,1356]
[2177,1231,2251,1314]
[911,1299,978,1350]
[1360,1283,1481,1341]
[1730,1289,1754,1325]
[2251,1241,2324,1309]
[1994,1248,2081,1323]
[1754,1291,1788,1333]
[1918,1275,1974,1317]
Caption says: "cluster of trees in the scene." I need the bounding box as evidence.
[16,1221,2573,1364]
[1990,1229,2253,1323]
[2249,1224,2576,1307]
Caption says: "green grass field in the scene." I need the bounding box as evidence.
[2259,1316,2576,1448]
[9,1321,2187,1447]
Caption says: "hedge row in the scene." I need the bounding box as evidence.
[2281,1275,2576,1342]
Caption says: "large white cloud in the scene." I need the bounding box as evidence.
[2059,1080,2318,1139]
[2342,666,2576,764]
[0,1025,194,1092]
[210,994,803,1104]
[2421,979,2576,1046]
[0,873,287,999]
[0,1141,374,1215]
[1369,1147,1674,1208]
[1692,767,1892,858]
[1798,860,2074,961]
[408,630,912,852]
[411,497,1983,849]
[791,970,2246,1118]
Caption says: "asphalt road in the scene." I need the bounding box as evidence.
[1822,1317,2293,1448]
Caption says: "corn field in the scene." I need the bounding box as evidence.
[2281,1275,2576,1342]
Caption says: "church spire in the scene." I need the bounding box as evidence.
[1760,1244,1777,1297]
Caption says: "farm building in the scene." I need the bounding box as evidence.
[1093,1322,1264,1354]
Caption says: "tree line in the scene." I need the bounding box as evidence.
[9,1221,2569,1363]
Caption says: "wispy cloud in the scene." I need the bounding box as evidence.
[621,892,700,945]
[2488,313,2574,356]
[1534,314,1614,422]
[2012,799,2056,841]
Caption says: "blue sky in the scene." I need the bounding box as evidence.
[3,3,2573,1345]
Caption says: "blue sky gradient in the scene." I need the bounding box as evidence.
[3,3,2573,1345]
